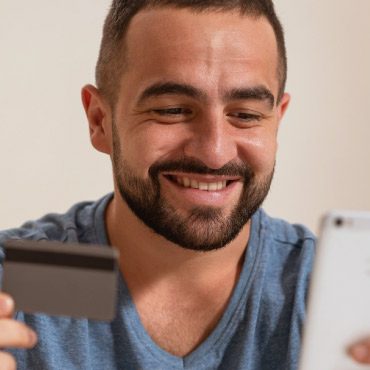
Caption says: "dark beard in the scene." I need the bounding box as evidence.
[112,125,273,252]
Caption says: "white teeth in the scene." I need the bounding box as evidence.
[208,183,218,191]
[183,177,191,187]
[174,176,229,191]
[199,182,208,191]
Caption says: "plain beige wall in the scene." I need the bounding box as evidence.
[1,1,370,232]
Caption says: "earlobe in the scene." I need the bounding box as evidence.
[81,84,112,155]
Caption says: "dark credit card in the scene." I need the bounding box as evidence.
[2,239,119,321]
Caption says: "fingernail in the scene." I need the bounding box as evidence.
[0,296,13,313]
[351,344,369,361]
[28,330,38,346]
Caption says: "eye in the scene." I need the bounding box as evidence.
[228,112,262,122]
[149,106,194,124]
[152,107,192,116]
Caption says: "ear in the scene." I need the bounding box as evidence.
[81,84,112,155]
[277,92,291,123]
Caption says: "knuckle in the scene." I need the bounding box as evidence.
[0,294,14,317]
[0,351,16,370]
[0,320,35,348]
[15,324,34,347]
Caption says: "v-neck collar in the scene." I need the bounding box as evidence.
[111,209,265,368]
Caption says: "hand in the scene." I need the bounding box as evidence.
[0,293,37,369]
[349,339,370,364]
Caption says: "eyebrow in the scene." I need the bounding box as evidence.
[137,82,205,104]
[224,86,275,109]
[137,81,275,109]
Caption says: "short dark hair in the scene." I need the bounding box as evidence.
[96,0,287,106]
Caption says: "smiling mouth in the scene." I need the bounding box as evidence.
[164,175,237,192]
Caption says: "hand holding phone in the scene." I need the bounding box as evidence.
[299,211,370,370]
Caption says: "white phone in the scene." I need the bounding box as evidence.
[299,211,370,370]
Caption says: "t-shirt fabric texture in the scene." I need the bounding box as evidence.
[0,193,315,370]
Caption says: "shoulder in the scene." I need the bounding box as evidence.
[257,208,316,251]
[253,209,316,278]
[0,193,112,254]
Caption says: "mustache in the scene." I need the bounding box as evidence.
[148,157,254,179]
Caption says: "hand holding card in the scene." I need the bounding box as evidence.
[2,239,119,321]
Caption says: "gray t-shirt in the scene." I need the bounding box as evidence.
[0,194,315,370]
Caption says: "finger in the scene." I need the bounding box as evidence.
[0,294,14,319]
[348,339,370,364]
[0,319,37,349]
[0,351,16,370]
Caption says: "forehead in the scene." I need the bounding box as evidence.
[120,7,279,100]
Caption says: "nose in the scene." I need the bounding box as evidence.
[182,111,238,169]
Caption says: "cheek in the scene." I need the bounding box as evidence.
[120,124,188,176]
[237,130,277,173]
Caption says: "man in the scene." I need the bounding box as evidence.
[0,1,368,369]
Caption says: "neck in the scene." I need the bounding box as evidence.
[106,193,251,290]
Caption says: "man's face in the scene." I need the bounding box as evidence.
[110,8,289,251]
